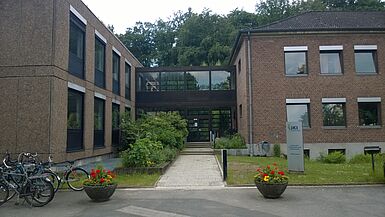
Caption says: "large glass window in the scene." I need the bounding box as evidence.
[112,52,120,95]
[67,89,84,151]
[68,13,85,79]
[355,50,377,74]
[323,103,346,127]
[94,37,105,88]
[285,52,307,75]
[186,71,209,90]
[138,72,160,92]
[320,51,342,74]
[112,103,120,146]
[160,72,185,91]
[125,63,131,99]
[359,102,381,126]
[94,98,105,148]
[286,104,310,128]
[211,71,231,90]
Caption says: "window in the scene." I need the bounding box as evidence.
[238,59,241,74]
[319,46,343,74]
[323,103,346,127]
[186,71,209,90]
[94,97,105,148]
[68,12,85,79]
[160,72,185,91]
[67,89,84,151]
[354,45,377,74]
[284,46,308,75]
[286,103,310,128]
[358,102,381,126]
[239,104,243,118]
[138,72,160,92]
[112,103,120,146]
[112,51,120,95]
[211,71,231,90]
[94,36,105,88]
[125,107,131,117]
[125,63,131,99]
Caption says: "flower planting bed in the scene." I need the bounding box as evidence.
[113,161,173,175]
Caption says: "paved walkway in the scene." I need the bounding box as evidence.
[156,155,224,188]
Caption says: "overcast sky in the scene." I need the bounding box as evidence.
[81,0,258,34]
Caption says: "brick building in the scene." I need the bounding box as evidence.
[230,11,385,159]
[0,0,141,162]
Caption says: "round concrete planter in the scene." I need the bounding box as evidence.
[255,182,288,199]
[84,184,117,202]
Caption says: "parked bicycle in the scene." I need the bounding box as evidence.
[0,153,55,207]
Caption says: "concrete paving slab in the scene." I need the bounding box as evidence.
[156,155,224,188]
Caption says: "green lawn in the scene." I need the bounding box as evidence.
[221,155,385,185]
[114,173,161,187]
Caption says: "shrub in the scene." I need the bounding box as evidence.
[273,144,281,157]
[349,153,385,164]
[120,112,139,151]
[320,151,346,164]
[214,133,246,149]
[121,138,163,167]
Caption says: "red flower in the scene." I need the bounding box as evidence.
[100,178,105,183]
[273,162,277,166]
[91,169,95,173]
[267,165,270,169]
[278,171,285,175]
[256,168,261,172]
[270,170,275,175]
[96,169,101,174]
[91,172,96,178]
[103,170,106,173]
[263,173,268,177]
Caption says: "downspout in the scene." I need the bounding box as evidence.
[247,31,254,156]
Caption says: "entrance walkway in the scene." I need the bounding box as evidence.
[156,154,224,188]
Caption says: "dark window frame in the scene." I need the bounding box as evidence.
[286,103,311,128]
[322,103,346,127]
[284,51,308,76]
[68,12,86,79]
[94,36,106,88]
[125,62,131,99]
[112,103,121,147]
[94,97,105,149]
[67,88,84,152]
[112,51,121,95]
[354,49,378,74]
[358,102,381,127]
[319,50,343,74]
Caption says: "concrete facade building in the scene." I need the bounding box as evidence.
[230,11,385,159]
[0,0,141,162]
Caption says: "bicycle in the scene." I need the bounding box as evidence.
[0,155,55,207]
[47,160,89,192]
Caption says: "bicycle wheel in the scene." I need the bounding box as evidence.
[66,168,89,191]
[0,182,9,206]
[43,170,61,193]
[24,178,54,207]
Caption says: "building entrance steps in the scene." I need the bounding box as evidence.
[156,155,224,188]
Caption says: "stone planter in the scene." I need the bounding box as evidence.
[255,182,288,199]
[84,184,117,202]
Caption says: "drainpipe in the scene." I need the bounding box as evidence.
[247,31,254,156]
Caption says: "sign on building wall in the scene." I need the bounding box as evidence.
[286,122,304,172]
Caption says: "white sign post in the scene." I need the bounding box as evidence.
[286,122,304,172]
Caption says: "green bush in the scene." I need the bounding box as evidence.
[349,153,385,164]
[320,151,346,164]
[214,133,246,149]
[121,138,163,167]
[273,144,281,157]
[120,112,139,151]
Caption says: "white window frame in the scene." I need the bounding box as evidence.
[68,82,85,93]
[357,97,381,103]
[322,98,346,103]
[286,98,310,104]
[70,5,87,25]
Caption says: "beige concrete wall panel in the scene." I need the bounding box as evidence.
[83,90,93,155]
[105,97,112,148]
[0,0,22,66]
[16,77,51,154]
[85,24,94,83]
[0,78,18,154]
[105,44,113,92]
[53,0,70,70]
[249,33,385,144]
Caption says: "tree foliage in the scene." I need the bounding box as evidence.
[117,0,385,67]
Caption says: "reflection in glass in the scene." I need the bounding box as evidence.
[186,71,209,90]
[95,38,105,88]
[161,72,185,91]
[286,104,310,128]
[323,103,345,126]
[285,52,307,75]
[320,52,342,74]
[94,98,105,130]
[112,103,120,146]
[67,90,83,129]
[359,102,380,126]
[211,71,231,90]
[112,52,120,94]
[69,22,84,59]
[355,51,377,73]
[125,63,131,99]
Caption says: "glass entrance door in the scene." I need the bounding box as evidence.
[187,109,210,142]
